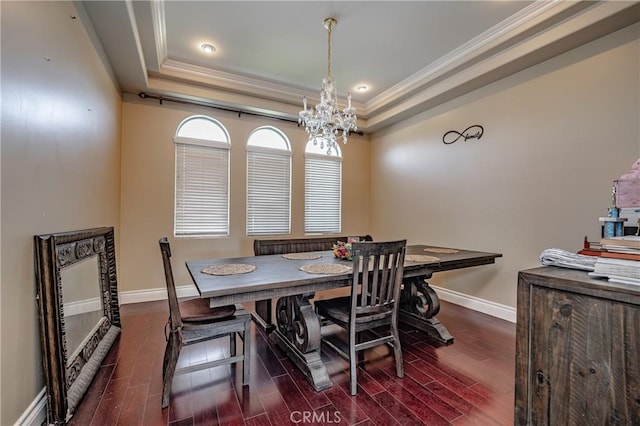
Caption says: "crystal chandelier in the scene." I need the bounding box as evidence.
[299,18,357,155]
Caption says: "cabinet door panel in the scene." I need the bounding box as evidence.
[530,286,576,425]
[579,292,612,424]
[529,286,640,424]
[611,304,640,424]
[517,269,640,426]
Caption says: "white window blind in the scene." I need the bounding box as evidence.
[247,150,291,235]
[305,155,342,234]
[246,127,291,235]
[175,143,229,236]
[174,116,230,237]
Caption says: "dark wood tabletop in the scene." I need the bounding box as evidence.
[186,244,502,306]
[406,244,502,271]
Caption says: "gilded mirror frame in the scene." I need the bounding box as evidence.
[35,226,121,424]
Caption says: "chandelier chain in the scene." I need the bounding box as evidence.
[327,21,332,78]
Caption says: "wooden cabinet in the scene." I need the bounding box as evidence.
[515,266,640,425]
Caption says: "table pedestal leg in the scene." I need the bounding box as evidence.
[400,275,454,344]
[269,293,332,391]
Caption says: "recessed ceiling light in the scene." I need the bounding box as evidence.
[200,43,216,54]
[355,84,369,92]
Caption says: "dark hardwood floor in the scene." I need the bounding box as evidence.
[68,299,515,425]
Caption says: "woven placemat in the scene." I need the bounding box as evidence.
[282,253,322,260]
[201,264,256,275]
[405,254,440,263]
[423,247,459,254]
[300,263,351,274]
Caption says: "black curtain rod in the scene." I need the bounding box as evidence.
[136,91,364,136]
[137,91,299,125]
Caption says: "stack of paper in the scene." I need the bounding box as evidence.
[589,257,640,286]
[539,248,597,271]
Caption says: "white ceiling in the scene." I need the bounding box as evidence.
[81,0,640,132]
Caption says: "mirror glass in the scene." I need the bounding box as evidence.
[61,255,103,365]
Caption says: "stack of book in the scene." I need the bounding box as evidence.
[600,235,640,260]
[590,236,639,285]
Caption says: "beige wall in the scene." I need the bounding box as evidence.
[0,1,121,424]
[119,96,370,293]
[370,24,640,308]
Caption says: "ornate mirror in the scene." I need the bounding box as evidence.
[34,227,121,424]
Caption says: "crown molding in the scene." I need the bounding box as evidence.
[157,59,368,115]
[364,1,640,132]
[364,0,588,115]
[159,59,309,105]
[151,0,168,69]
[147,0,638,133]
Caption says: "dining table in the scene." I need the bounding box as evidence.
[186,244,502,391]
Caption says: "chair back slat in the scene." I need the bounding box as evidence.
[360,256,372,307]
[350,240,406,326]
[159,237,183,330]
[378,254,389,302]
[369,255,380,304]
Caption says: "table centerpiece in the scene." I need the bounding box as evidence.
[332,241,352,260]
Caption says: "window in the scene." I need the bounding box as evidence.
[304,141,342,234]
[174,115,230,237]
[246,127,291,235]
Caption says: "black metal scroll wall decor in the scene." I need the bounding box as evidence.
[442,125,484,145]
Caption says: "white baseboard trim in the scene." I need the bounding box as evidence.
[431,285,516,323]
[15,387,46,426]
[118,285,516,322]
[118,284,199,305]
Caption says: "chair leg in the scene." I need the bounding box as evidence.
[349,329,358,395]
[162,335,170,381]
[161,332,181,408]
[242,318,250,386]
[356,331,365,365]
[391,323,404,378]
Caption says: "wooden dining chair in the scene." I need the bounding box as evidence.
[315,239,407,395]
[159,237,251,408]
